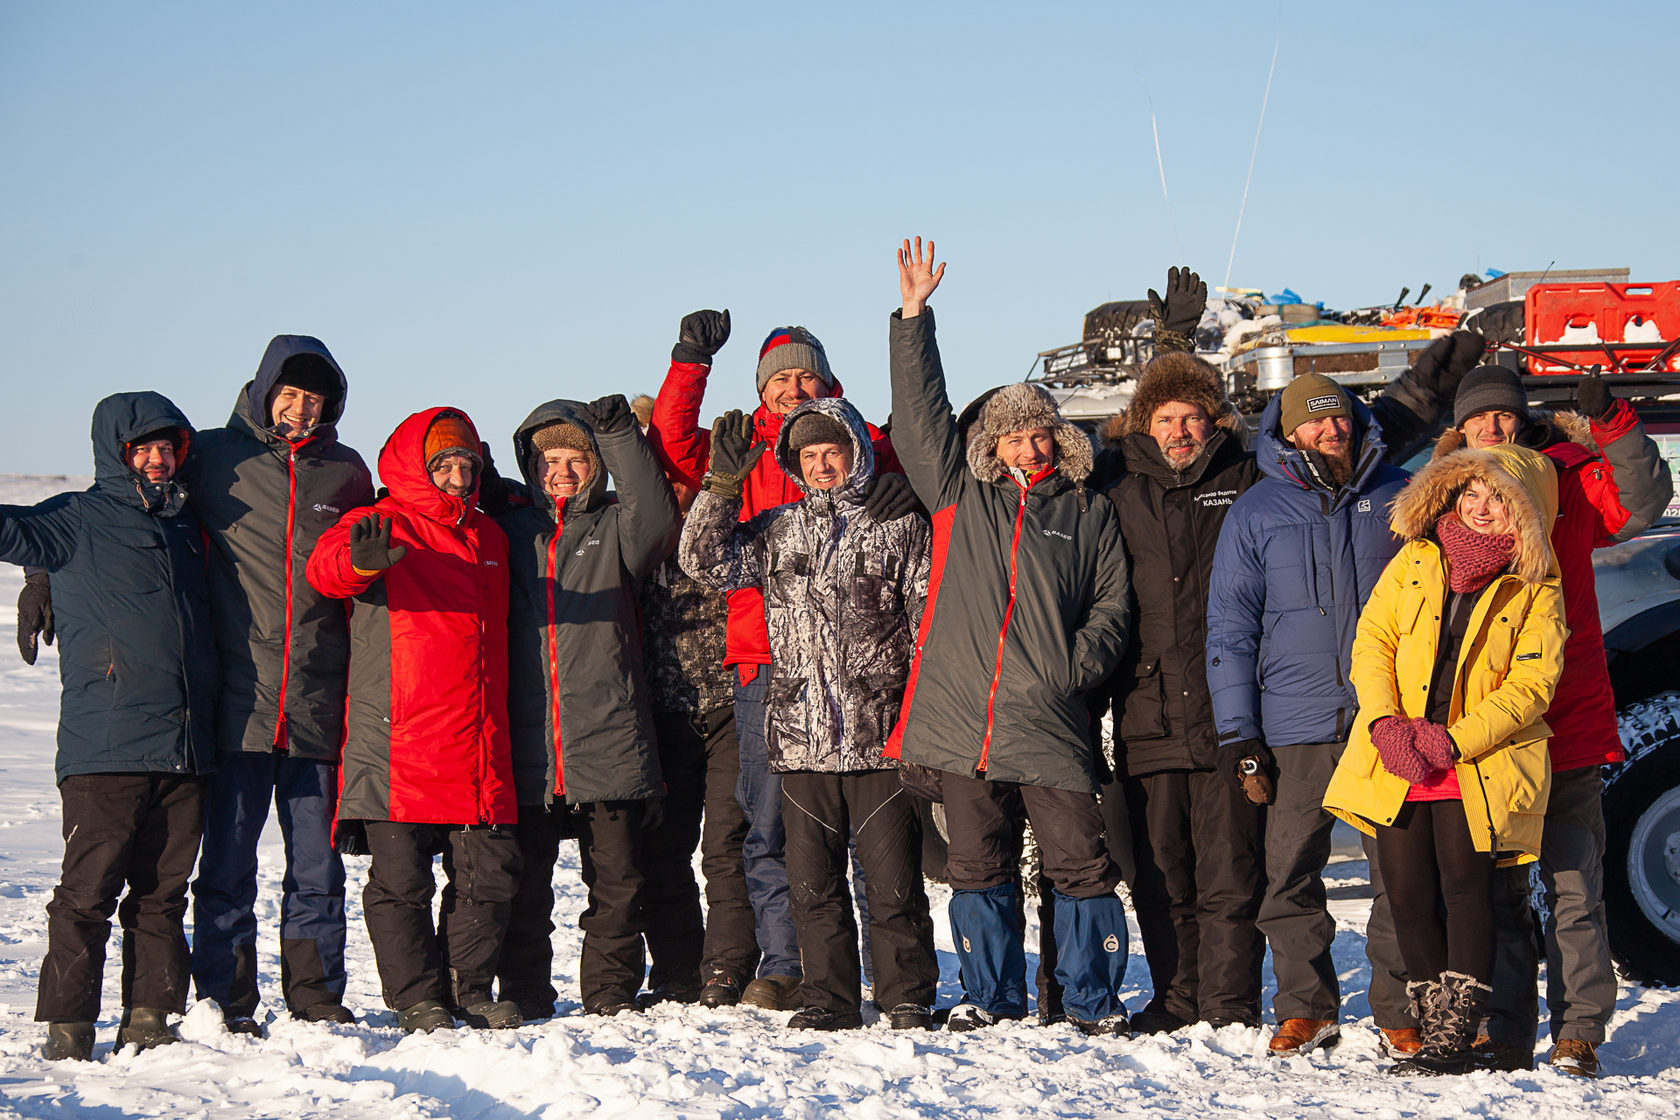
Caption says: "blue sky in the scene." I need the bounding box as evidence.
[3,1,1676,475]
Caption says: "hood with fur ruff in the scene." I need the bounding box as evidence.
[965,382,1094,485]
[1388,443,1559,585]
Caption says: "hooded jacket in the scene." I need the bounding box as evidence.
[649,357,901,674]
[1102,353,1261,775]
[1324,444,1566,863]
[182,335,374,761]
[1436,401,1672,771]
[496,401,679,806]
[306,407,516,831]
[0,392,217,783]
[883,309,1130,794]
[680,397,930,774]
[1205,390,1410,751]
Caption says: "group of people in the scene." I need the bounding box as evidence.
[3,241,1669,1082]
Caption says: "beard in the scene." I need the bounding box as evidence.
[1320,446,1355,487]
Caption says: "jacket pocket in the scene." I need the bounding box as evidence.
[851,671,907,756]
[851,573,904,615]
[765,676,809,767]
[98,526,166,594]
[1116,658,1167,741]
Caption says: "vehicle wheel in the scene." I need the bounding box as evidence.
[1604,690,1680,986]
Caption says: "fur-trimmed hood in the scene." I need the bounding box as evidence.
[1389,444,1560,584]
[964,382,1094,485]
[1108,351,1243,443]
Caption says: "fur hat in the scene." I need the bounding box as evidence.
[528,421,598,488]
[964,382,1094,485]
[423,414,482,470]
[756,327,834,395]
[785,410,850,452]
[1278,373,1351,435]
[1454,364,1529,428]
[1118,351,1238,439]
[1389,444,1559,584]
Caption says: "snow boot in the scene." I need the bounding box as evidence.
[458,999,522,1029]
[788,1006,864,1031]
[697,971,745,1008]
[42,1021,94,1061]
[293,1002,357,1025]
[1049,889,1129,1025]
[397,999,455,1034]
[224,1015,265,1038]
[887,1003,935,1030]
[948,883,1027,1022]
[117,1008,179,1051]
[1392,972,1487,1076]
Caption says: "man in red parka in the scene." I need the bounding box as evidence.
[648,313,912,1009]
[307,408,521,1034]
[1447,365,1673,1078]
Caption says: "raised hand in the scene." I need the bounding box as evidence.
[1574,364,1614,420]
[349,513,408,574]
[862,472,924,523]
[898,236,945,318]
[703,410,766,498]
[673,309,732,365]
[585,393,635,435]
[1147,266,1208,339]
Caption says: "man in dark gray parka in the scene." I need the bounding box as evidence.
[886,238,1133,1037]
[187,336,375,1033]
[494,393,680,1017]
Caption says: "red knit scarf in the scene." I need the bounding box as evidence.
[1436,514,1515,593]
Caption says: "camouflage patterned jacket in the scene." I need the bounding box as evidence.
[639,552,734,717]
[680,397,930,774]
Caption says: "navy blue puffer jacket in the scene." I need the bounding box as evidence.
[0,392,218,782]
[1205,391,1407,751]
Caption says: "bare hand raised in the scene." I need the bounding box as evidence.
[898,236,945,318]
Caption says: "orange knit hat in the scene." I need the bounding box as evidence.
[424,414,480,469]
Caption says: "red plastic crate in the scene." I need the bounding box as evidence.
[1524,281,1680,374]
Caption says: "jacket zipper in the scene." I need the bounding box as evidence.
[275,442,299,748]
[546,513,566,801]
[980,484,1029,771]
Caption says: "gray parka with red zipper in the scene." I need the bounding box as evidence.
[184,335,374,761]
[496,400,681,807]
[884,308,1131,794]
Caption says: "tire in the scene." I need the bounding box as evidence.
[1603,690,1680,986]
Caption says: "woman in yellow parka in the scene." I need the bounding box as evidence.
[1325,442,1565,1076]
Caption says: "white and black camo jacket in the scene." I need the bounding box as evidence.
[679,397,930,774]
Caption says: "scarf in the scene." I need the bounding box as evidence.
[1436,513,1515,594]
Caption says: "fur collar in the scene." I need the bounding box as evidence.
[1390,445,1559,584]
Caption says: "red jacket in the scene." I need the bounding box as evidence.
[1540,401,1653,770]
[648,359,900,674]
[306,406,517,830]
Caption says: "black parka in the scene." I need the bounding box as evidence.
[0,392,217,783]
[1104,428,1259,776]
[183,336,374,760]
[497,402,681,806]
[885,309,1130,795]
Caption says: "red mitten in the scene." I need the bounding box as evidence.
[1371,716,1431,784]
[1412,719,1457,773]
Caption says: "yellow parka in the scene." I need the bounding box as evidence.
[1324,444,1567,865]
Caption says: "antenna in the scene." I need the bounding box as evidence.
[1223,9,1283,291]
[1147,87,1184,266]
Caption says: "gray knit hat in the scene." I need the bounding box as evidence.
[1454,365,1529,428]
[756,326,834,395]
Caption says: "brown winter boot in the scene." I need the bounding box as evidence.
[1267,1018,1340,1055]
[42,1021,95,1061]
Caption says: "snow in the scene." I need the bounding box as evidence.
[3,473,1679,1119]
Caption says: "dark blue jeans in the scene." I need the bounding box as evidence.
[190,752,346,1016]
[734,672,801,978]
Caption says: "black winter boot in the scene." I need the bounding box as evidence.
[42,1021,95,1061]
[1392,972,1487,1076]
[117,1008,179,1051]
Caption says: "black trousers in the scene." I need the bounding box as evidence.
[498,805,569,1008]
[1376,800,1497,984]
[363,822,522,1011]
[942,772,1121,898]
[575,800,652,1006]
[37,773,206,1022]
[1123,767,1266,1025]
[646,707,756,986]
[781,769,938,1013]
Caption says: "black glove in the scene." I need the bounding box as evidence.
[703,410,765,498]
[1148,266,1208,340]
[18,570,54,666]
[640,795,667,834]
[1411,330,1487,397]
[584,393,635,435]
[862,472,924,523]
[1574,364,1614,420]
[672,309,732,366]
[476,440,513,514]
[349,513,408,573]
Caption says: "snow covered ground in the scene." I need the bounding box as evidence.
[1,472,1677,1119]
